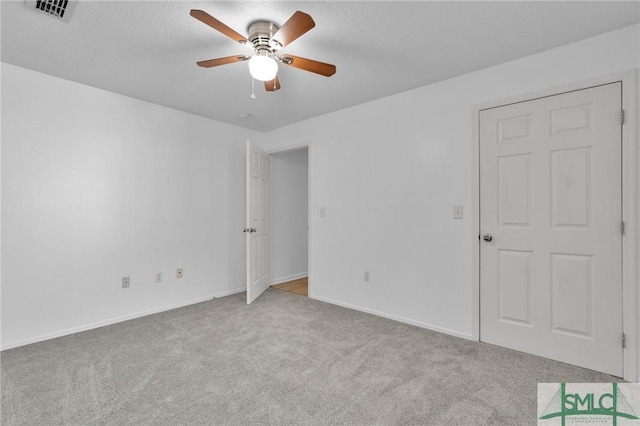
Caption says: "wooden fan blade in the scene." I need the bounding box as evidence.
[190,9,249,45]
[196,55,249,68]
[281,55,336,77]
[264,77,281,91]
[271,11,315,47]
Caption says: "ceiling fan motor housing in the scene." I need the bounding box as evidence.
[248,21,281,52]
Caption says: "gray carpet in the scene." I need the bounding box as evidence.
[1,289,620,425]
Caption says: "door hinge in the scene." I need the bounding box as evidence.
[622,332,627,348]
[621,109,625,124]
[621,221,626,236]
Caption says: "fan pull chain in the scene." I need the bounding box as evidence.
[250,77,256,99]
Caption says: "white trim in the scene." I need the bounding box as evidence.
[621,70,639,383]
[310,295,474,341]
[212,287,246,298]
[308,144,313,299]
[471,106,481,342]
[264,141,312,155]
[1,294,219,351]
[472,70,639,382]
[271,272,309,286]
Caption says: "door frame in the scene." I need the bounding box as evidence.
[266,143,312,297]
[471,70,638,382]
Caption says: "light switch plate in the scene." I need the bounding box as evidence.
[453,205,463,219]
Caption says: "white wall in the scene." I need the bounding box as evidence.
[270,148,308,284]
[1,64,251,349]
[2,23,638,378]
[259,25,640,342]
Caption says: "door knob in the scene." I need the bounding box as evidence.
[483,234,493,242]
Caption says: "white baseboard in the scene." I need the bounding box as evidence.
[1,294,219,351]
[212,287,246,298]
[309,295,473,341]
[271,272,308,286]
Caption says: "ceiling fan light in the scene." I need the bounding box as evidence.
[249,55,278,81]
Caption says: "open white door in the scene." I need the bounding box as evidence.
[246,141,271,304]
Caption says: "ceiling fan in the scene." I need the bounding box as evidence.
[190,9,336,92]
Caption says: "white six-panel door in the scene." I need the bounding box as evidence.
[246,141,271,304]
[479,83,623,376]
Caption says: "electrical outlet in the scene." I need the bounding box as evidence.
[155,272,163,283]
[364,271,370,282]
[176,268,183,278]
[122,276,130,288]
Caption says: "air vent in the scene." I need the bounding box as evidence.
[25,0,76,22]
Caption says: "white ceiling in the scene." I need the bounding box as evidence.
[2,1,638,132]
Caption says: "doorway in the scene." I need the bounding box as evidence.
[270,147,309,297]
